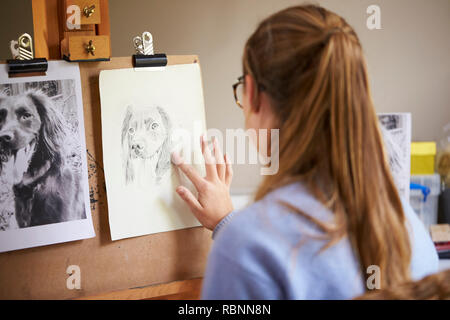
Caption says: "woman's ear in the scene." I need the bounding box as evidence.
[244,74,261,113]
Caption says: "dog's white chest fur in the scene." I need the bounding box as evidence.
[128,156,159,186]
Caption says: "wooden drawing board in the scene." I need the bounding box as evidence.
[0,56,213,299]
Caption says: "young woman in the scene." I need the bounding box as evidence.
[171,4,439,299]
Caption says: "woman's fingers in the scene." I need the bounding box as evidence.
[213,137,226,181]
[201,135,218,180]
[176,186,203,214]
[172,139,233,231]
[172,152,205,191]
[225,153,233,187]
[200,134,205,154]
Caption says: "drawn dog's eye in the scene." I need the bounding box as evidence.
[128,127,135,135]
[20,113,32,120]
[151,122,159,130]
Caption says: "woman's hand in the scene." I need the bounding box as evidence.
[172,135,233,231]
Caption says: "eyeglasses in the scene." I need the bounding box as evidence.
[232,75,245,109]
[232,75,266,109]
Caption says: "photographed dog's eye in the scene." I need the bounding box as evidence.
[128,127,135,135]
[20,113,32,120]
[151,122,159,130]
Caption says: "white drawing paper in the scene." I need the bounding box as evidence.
[100,64,206,241]
[378,113,412,200]
[0,61,95,252]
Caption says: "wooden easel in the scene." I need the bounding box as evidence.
[0,1,211,300]
[32,0,111,61]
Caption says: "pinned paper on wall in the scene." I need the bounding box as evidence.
[0,61,95,253]
[378,113,412,199]
[99,63,206,241]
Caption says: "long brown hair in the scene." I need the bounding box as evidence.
[356,270,450,300]
[244,5,411,288]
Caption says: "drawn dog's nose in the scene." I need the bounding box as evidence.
[0,131,13,143]
[132,143,144,151]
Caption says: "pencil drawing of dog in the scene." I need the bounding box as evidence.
[121,105,172,185]
[0,91,86,228]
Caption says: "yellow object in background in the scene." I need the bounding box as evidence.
[411,142,436,174]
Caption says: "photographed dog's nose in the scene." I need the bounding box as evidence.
[0,132,13,143]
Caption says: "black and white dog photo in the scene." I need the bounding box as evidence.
[0,80,86,230]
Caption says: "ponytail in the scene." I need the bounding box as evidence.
[245,5,411,289]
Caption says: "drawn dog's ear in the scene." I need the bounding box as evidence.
[155,106,172,181]
[121,105,133,147]
[28,91,67,165]
[122,105,134,184]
